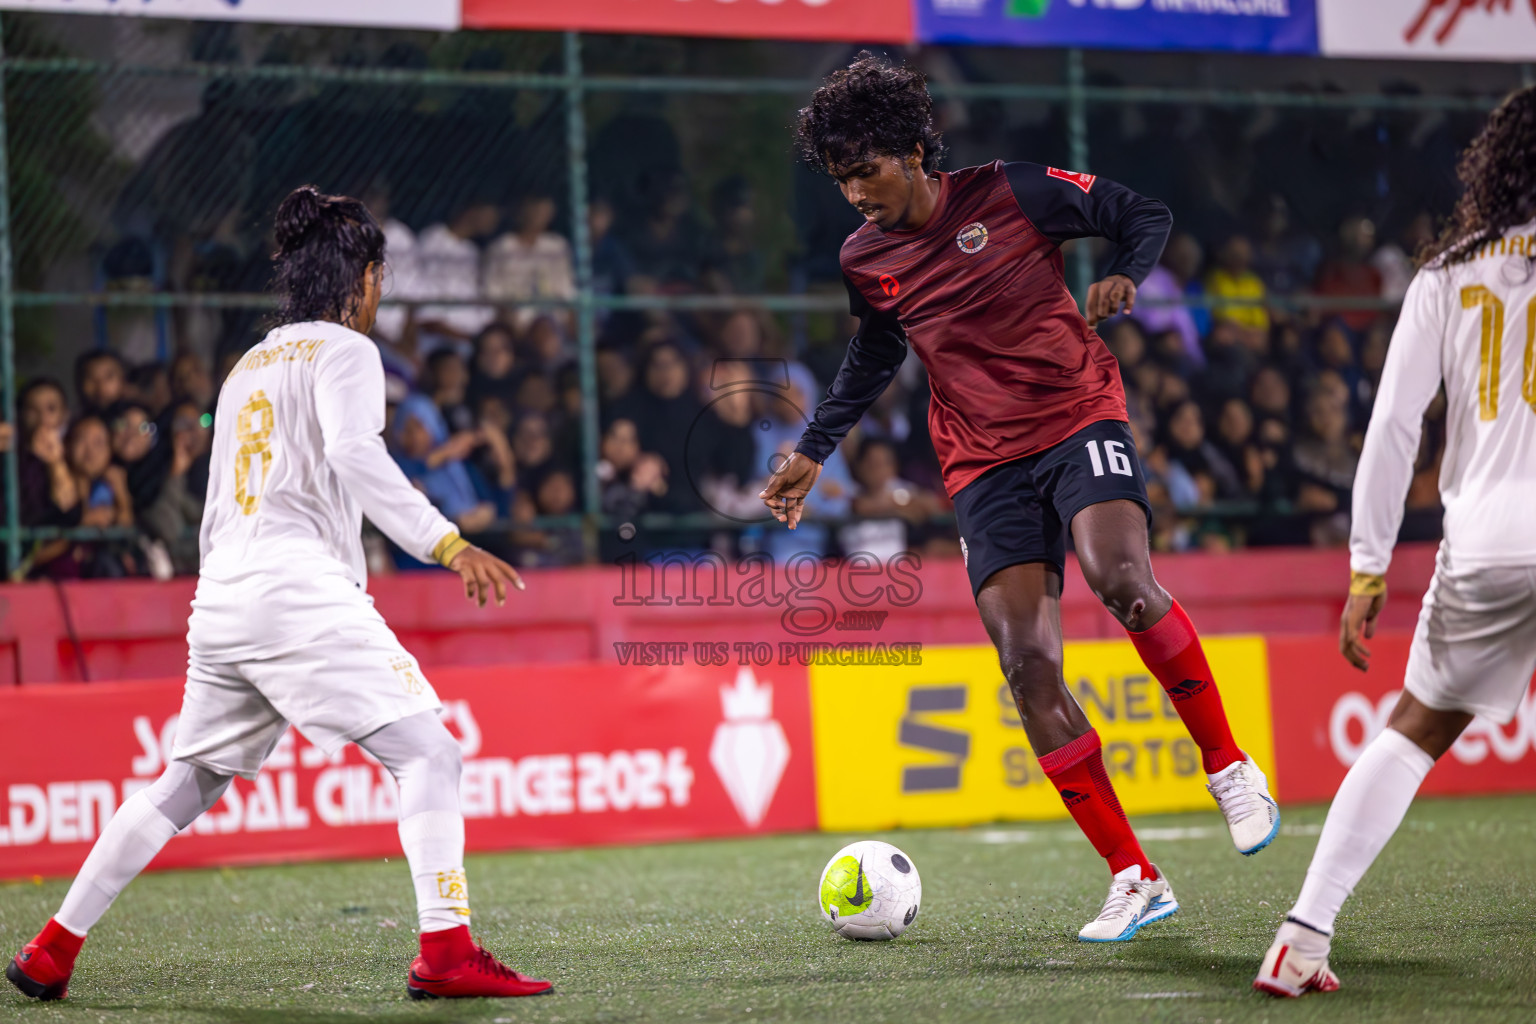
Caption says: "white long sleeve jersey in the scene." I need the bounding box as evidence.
[190,321,460,658]
[1351,221,1536,577]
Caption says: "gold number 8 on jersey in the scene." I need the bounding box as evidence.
[234,390,275,515]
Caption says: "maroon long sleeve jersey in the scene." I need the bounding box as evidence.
[795,160,1172,498]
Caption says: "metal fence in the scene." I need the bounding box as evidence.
[0,13,1526,572]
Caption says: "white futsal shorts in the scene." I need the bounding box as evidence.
[1404,551,1536,726]
[172,605,441,779]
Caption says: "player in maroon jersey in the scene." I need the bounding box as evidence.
[761,54,1279,943]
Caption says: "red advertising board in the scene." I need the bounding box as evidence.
[462,0,913,43]
[1266,633,1536,804]
[0,662,816,880]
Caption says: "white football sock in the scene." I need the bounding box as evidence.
[1289,727,1434,935]
[55,790,180,936]
[398,810,471,933]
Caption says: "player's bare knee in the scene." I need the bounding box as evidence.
[998,639,1062,707]
[1090,568,1162,630]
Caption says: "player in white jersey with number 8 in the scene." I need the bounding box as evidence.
[8,187,552,1002]
[1255,87,1536,997]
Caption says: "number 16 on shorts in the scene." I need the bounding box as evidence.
[1085,438,1133,477]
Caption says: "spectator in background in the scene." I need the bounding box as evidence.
[597,417,668,522]
[843,436,943,562]
[47,414,135,578]
[589,195,635,310]
[483,193,575,326]
[713,309,769,361]
[689,360,763,520]
[1204,234,1269,344]
[18,379,81,570]
[1292,387,1358,547]
[529,469,584,564]
[1129,249,1204,368]
[756,368,852,561]
[622,171,704,291]
[109,401,171,516]
[411,197,500,351]
[1314,216,1383,334]
[466,322,520,411]
[1314,320,1366,415]
[420,347,474,433]
[127,363,173,421]
[1371,211,1434,302]
[1251,193,1322,296]
[596,343,636,408]
[170,351,215,412]
[520,314,573,374]
[1161,232,1210,341]
[1160,399,1243,506]
[703,176,764,295]
[612,340,702,512]
[510,410,560,495]
[75,351,128,417]
[141,400,210,575]
[390,393,497,538]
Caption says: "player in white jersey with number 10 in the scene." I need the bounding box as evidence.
[8,187,552,1003]
[1254,87,1536,997]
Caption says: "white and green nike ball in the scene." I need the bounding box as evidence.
[818,840,922,941]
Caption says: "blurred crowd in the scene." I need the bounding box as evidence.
[9,26,1473,576]
[8,182,1449,578]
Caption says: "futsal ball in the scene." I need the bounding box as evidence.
[818,840,922,940]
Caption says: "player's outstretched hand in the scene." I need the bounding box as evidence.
[758,451,822,530]
[449,544,526,608]
[1085,274,1137,326]
[1339,590,1386,672]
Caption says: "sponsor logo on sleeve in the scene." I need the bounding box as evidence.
[1047,167,1097,193]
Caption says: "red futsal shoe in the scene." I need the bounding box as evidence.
[406,926,552,1000]
[7,919,84,1001]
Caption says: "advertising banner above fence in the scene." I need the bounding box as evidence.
[0,662,818,880]
[916,0,1318,53]
[462,0,913,43]
[1319,0,1536,61]
[0,0,459,29]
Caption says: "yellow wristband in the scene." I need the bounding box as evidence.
[433,533,471,569]
[1349,571,1386,597]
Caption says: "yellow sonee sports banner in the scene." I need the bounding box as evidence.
[810,638,1274,831]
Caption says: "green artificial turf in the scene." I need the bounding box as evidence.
[2,794,1534,1023]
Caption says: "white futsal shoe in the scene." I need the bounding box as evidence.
[1253,920,1340,997]
[1207,757,1280,855]
[1077,864,1178,942]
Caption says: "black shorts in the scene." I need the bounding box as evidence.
[952,419,1151,597]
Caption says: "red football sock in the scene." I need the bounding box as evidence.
[419,924,475,974]
[40,918,85,969]
[1037,729,1154,879]
[1128,600,1245,774]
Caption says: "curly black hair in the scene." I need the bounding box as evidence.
[795,52,945,175]
[271,185,385,326]
[1421,85,1536,267]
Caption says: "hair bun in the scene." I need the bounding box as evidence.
[274,185,327,252]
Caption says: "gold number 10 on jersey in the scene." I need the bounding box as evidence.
[234,390,274,515]
[1463,285,1536,421]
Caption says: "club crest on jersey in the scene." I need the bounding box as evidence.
[1046,167,1097,194]
[956,222,989,255]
